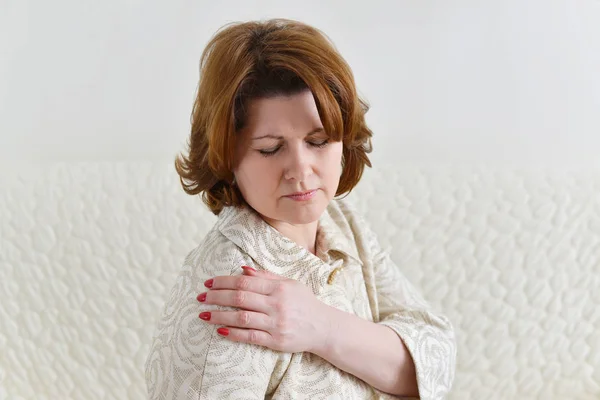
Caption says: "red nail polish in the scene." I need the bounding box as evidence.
[217,327,229,336]
[241,266,257,272]
[199,312,211,321]
[197,292,207,302]
[204,279,213,288]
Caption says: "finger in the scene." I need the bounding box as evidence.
[210,275,279,295]
[199,310,272,331]
[216,326,273,348]
[203,289,272,313]
[241,266,285,281]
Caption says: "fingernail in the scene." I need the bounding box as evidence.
[199,312,211,321]
[197,292,207,302]
[204,279,213,288]
[217,327,230,336]
[241,266,256,272]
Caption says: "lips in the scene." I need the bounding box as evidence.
[284,189,318,201]
[286,190,316,197]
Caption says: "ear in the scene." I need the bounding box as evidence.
[241,266,284,280]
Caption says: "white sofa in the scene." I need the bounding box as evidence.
[1,163,598,399]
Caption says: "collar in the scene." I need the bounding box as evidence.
[216,200,362,275]
[315,200,363,265]
[216,204,318,276]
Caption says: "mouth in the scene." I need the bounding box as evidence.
[284,189,318,200]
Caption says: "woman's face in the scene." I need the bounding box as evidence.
[233,90,343,226]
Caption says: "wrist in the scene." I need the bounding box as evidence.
[310,303,340,358]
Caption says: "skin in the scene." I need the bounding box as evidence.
[232,90,343,253]
[197,90,419,397]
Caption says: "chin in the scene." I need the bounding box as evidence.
[281,201,327,225]
[250,192,331,225]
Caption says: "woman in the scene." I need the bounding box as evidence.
[145,18,456,399]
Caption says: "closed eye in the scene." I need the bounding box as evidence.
[258,139,329,157]
[259,147,281,156]
[309,139,329,148]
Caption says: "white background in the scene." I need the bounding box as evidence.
[1,0,599,167]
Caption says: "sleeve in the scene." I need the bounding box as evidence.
[343,200,457,400]
[144,247,279,400]
[373,247,457,400]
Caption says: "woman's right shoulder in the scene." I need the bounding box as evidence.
[181,225,252,278]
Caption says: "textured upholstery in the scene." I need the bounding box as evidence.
[1,163,598,399]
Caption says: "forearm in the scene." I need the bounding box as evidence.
[312,304,419,397]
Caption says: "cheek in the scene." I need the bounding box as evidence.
[237,157,279,190]
[319,144,343,185]
[326,143,343,171]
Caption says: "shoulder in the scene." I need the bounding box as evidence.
[327,197,373,238]
[151,222,252,331]
[145,224,254,395]
[183,224,250,279]
[326,197,383,259]
[151,225,248,328]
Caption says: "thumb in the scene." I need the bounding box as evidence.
[241,266,284,280]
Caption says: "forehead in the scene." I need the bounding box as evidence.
[242,91,323,137]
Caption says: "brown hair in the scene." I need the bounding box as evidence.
[175,18,373,215]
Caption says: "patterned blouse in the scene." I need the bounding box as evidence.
[145,198,456,399]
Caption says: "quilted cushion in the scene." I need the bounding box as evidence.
[1,163,598,399]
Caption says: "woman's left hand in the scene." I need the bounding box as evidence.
[196,266,332,354]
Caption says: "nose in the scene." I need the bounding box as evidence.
[284,143,313,182]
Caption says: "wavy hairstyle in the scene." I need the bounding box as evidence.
[175,18,373,215]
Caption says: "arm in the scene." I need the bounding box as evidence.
[324,199,457,399]
[312,304,420,397]
[145,254,279,399]
[372,247,457,400]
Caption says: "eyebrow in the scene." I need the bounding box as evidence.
[251,127,325,141]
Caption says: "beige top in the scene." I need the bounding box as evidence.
[145,198,456,399]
